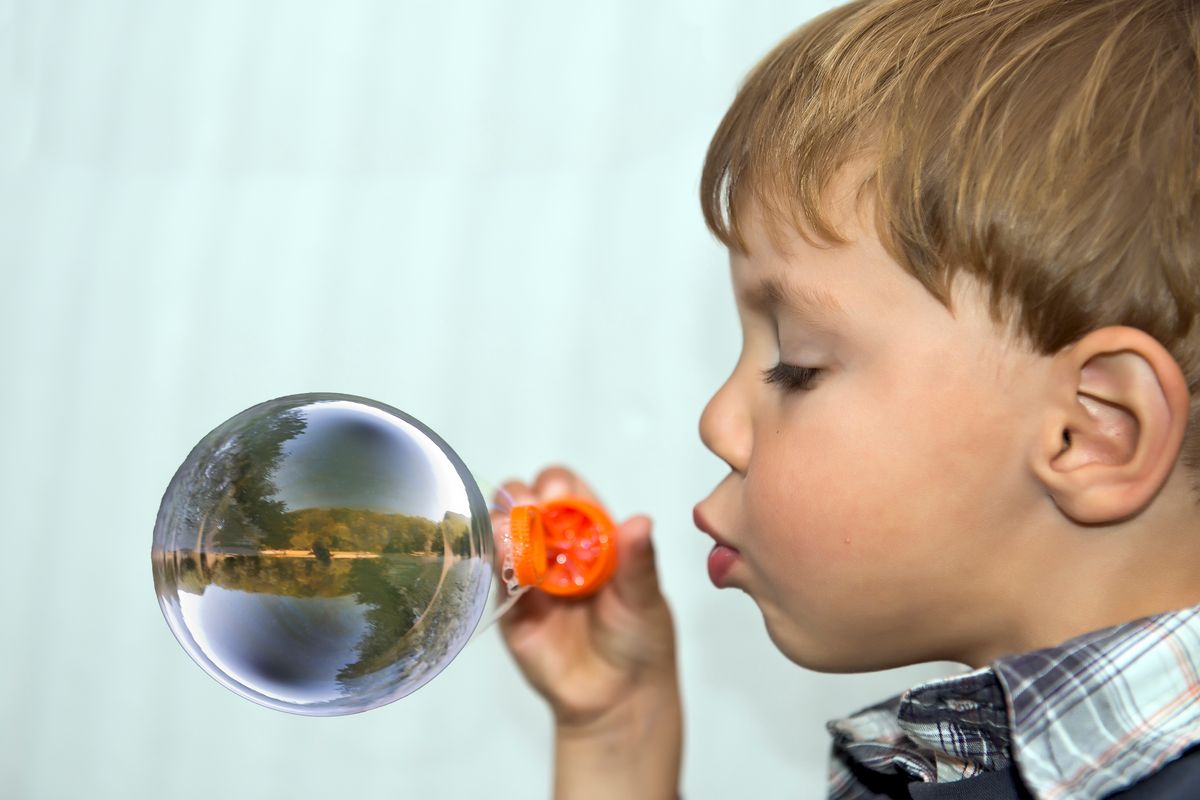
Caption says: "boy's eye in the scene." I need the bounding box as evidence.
[762,363,821,392]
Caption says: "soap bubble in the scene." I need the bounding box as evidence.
[152,394,494,716]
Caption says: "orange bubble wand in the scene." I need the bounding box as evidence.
[505,497,618,598]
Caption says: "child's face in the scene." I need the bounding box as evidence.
[695,180,1056,672]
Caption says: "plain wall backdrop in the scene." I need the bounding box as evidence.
[0,1,960,797]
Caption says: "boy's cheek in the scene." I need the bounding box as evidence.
[744,468,868,568]
[749,435,895,534]
[745,455,942,605]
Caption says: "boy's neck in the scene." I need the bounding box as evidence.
[960,465,1200,667]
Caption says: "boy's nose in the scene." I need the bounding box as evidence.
[699,373,752,474]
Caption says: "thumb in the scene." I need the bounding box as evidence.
[611,514,664,608]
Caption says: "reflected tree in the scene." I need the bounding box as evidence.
[232,408,305,548]
[337,558,423,681]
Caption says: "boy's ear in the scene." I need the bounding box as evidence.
[1032,326,1190,524]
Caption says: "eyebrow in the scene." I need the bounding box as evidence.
[743,276,846,323]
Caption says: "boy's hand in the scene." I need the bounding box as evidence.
[493,466,681,799]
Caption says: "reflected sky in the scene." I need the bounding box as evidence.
[269,400,471,521]
[180,586,370,706]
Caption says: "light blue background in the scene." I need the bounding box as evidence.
[0,1,956,797]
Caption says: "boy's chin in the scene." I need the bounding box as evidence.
[760,612,923,674]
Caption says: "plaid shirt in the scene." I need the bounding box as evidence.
[827,605,1200,799]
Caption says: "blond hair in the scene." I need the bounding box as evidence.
[702,0,1200,495]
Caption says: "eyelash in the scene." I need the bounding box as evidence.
[762,363,822,392]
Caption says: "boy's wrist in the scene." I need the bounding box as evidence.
[554,672,682,739]
[553,676,683,800]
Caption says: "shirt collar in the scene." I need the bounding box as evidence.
[827,604,1200,799]
[827,667,1011,792]
[995,604,1200,799]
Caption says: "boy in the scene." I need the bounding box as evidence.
[499,0,1200,797]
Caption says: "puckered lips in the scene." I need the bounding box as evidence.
[693,505,741,588]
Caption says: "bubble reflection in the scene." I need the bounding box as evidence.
[152,394,494,715]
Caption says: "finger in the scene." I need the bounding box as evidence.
[609,515,665,609]
[490,480,532,535]
[490,480,536,542]
[495,479,537,510]
[533,464,603,505]
[498,586,555,633]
